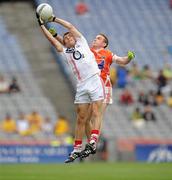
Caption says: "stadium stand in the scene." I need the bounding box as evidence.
[34,0,172,139]
[0,0,172,162]
[0,17,58,138]
[0,1,75,121]
[36,0,172,70]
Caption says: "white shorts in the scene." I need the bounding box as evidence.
[103,86,113,104]
[74,74,105,104]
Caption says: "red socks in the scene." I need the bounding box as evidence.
[90,130,99,144]
[74,140,82,152]
[74,130,99,152]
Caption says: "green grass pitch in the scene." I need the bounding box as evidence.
[0,162,172,180]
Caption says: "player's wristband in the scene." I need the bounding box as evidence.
[38,19,44,26]
[52,16,56,22]
[53,33,57,37]
[36,12,39,19]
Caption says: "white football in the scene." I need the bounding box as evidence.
[36,3,53,21]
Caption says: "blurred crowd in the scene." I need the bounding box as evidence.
[0,110,108,159]
[0,111,70,137]
[75,0,89,15]
[0,75,20,94]
[110,62,172,128]
[0,74,72,138]
[1,62,172,133]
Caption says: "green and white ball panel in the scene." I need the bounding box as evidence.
[36,3,53,21]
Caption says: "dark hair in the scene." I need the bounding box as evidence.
[63,32,70,38]
[63,32,70,45]
[99,33,109,48]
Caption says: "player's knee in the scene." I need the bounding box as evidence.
[86,119,91,127]
[77,113,86,125]
[91,107,99,120]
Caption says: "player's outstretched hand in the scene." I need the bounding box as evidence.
[38,18,44,26]
[36,12,44,26]
[48,27,57,37]
[36,12,40,19]
[48,15,56,22]
[127,51,135,61]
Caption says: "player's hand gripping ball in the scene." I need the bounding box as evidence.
[127,51,135,61]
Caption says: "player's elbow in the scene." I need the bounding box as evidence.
[68,24,76,31]
[122,61,128,65]
[116,58,128,66]
[55,45,63,52]
[50,40,62,52]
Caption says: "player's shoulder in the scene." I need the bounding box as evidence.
[76,34,87,43]
[100,49,113,59]
[99,49,112,55]
[104,49,113,55]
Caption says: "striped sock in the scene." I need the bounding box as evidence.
[73,140,82,152]
[90,130,99,144]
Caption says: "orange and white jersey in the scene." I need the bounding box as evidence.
[63,36,100,83]
[90,48,113,87]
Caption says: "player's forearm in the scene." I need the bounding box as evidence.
[114,56,130,65]
[55,35,64,45]
[53,17,81,38]
[113,51,135,65]
[40,25,55,44]
[40,25,63,52]
[54,17,73,30]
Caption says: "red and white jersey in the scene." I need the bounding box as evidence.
[90,48,113,87]
[63,36,100,83]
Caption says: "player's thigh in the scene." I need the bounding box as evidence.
[102,102,108,115]
[91,100,103,117]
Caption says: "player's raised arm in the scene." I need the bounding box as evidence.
[48,27,64,45]
[51,16,82,38]
[40,25,63,52]
[113,51,135,65]
[37,17,63,52]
